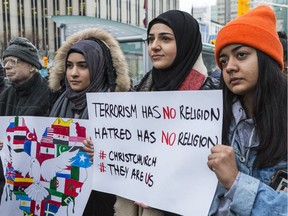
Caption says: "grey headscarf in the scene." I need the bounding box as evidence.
[50,39,116,117]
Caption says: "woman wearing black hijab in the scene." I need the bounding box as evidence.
[49,28,131,215]
[114,10,219,216]
[133,10,218,92]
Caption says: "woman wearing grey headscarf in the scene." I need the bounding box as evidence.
[49,28,131,215]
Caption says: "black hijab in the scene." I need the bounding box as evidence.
[64,39,116,113]
[147,10,202,91]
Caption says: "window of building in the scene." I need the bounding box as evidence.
[116,0,122,22]
[66,0,72,15]
[17,0,25,37]
[79,0,86,16]
[2,0,11,46]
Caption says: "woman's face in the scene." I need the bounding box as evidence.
[148,23,177,70]
[219,44,259,98]
[66,52,91,92]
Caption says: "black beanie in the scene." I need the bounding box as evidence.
[3,37,42,69]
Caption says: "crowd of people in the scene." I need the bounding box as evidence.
[0,4,287,216]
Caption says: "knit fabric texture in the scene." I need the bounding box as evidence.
[215,5,283,70]
[3,37,42,69]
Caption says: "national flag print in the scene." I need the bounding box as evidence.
[51,177,66,194]
[40,146,55,156]
[69,122,86,137]
[37,142,56,162]
[41,128,54,144]
[56,166,71,179]
[5,162,15,184]
[24,140,32,155]
[53,137,69,146]
[42,127,54,137]
[56,144,70,157]
[6,121,16,133]
[24,140,37,157]
[71,151,92,168]
[41,201,60,216]
[41,136,53,144]
[69,136,85,147]
[62,194,74,206]
[48,189,63,205]
[19,198,31,212]
[30,200,42,215]
[26,131,37,141]
[64,178,83,197]
[4,117,90,216]
[70,166,80,181]
[13,129,27,146]
[49,177,59,191]
[52,125,69,136]
[15,195,32,212]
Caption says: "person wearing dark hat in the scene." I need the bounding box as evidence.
[208,5,287,215]
[0,37,50,116]
[0,37,50,205]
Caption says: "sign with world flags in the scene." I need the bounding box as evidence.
[0,116,93,216]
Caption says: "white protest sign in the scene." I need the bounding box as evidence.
[87,90,222,215]
[0,116,93,216]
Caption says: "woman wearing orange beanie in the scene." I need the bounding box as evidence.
[208,5,287,215]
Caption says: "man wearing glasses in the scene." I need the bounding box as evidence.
[0,37,49,116]
[0,37,50,204]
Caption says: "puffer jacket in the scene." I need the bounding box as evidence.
[48,28,131,216]
[49,27,131,103]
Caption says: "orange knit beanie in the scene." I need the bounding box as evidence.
[215,5,284,70]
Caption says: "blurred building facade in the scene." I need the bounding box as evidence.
[0,0,179,57]
[216,0,287,32]
[192,0,287,44]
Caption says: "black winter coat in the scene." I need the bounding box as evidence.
[0,72,50,116]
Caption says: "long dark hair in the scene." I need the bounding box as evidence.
[221,50,287,169]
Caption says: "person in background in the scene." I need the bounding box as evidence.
[208,5,287,215]
[210,67,221,81]
[0,37,49,116]
[48,27,131,215]
[109,10,219,216]
[278,31,288,74]
[0,64,9,94]
[0,37,49,207]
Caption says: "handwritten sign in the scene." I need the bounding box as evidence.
[0,116,93,216]
[87,90,222,215]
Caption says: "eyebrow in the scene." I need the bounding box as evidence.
[66,60,87,66]
[219,44,245,58]
[148,32,174,36]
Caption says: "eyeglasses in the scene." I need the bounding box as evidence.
[2,58,21,67]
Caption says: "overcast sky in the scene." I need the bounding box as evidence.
[179,0,217,13]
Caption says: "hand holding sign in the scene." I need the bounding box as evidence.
[208,144,238,189]
[87,90,223,215]
[83,137,94,162]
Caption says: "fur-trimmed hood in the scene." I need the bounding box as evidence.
[48,28,131,92]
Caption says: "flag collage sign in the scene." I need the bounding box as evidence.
[0,116,92,216]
